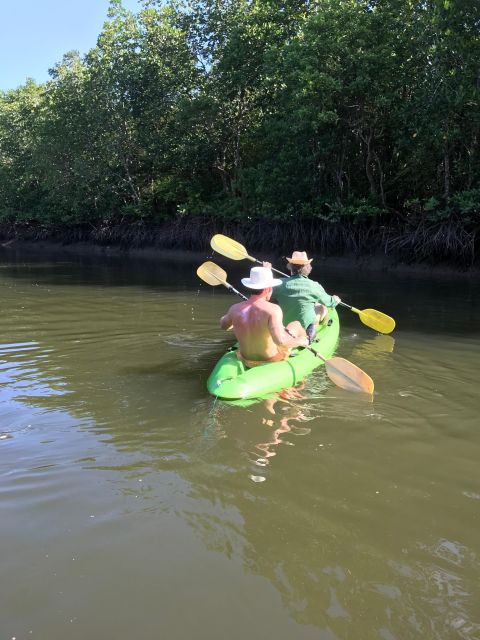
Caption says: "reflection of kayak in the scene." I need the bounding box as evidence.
[207,308,340,400]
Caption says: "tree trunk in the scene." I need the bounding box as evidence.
[443,150,450,202]
[359,127,377,198]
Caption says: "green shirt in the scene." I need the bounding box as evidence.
[273,275,337,329]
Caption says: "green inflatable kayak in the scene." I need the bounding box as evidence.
[207,308,340,400]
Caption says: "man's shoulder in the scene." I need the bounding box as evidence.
[275,277,290,290]
[263,299,282,314]
[228,300,246,313]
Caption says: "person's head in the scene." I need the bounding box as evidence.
[241,267,281,299]
[288,263,312,276]
[286,251,313,276]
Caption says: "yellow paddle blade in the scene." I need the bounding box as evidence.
[353,308,396,334]
[325,357,375,394]
[309,348,374,394]
[210,234,255,262]
[196,261,227,287]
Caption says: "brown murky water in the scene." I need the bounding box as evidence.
[1,247,479,640]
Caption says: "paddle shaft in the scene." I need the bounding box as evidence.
[251,258,288,278]
[285,326,330,361]
[227,284,247,300]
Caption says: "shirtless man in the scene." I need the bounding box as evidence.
[220,266,309,368]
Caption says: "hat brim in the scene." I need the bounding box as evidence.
[241,277,282,289]
[287,258,313,265]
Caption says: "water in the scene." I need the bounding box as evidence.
[1,247,479,640]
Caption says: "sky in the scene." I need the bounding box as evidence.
[0,0,142,91]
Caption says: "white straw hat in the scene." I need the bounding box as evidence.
[241,266,282,290]
[286,251,313,265]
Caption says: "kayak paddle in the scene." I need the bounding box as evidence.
[196,261,245,299]
[210,233,395,334]
[307,349,375,394]
[337,303,395,334]
[210,234,288,275]
[197,261,374,394]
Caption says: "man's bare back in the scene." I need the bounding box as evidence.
[221,293,308,363]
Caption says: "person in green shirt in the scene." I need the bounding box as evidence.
[271,251,341,344]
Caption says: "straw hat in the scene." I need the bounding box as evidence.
[241,267,282,290]
[286,251,313,265]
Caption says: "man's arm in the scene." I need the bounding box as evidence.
[268,306,308,348]
[313,282,341,307]
[220,308,234,331]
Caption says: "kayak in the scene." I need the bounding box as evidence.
[207,308,340,400]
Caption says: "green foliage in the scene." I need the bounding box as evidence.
[450,189,480,222]
[0,0,478,229]
[423,189,480,223]
[318,201,388,223]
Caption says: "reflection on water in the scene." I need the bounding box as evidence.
[249,385,313,482]
[1,247,480,640]
[351,333,396,357]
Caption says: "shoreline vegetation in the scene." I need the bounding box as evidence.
[0,217,477,275]
[1,0,478,271]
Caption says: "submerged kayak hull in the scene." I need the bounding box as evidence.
[207,308,340,400]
